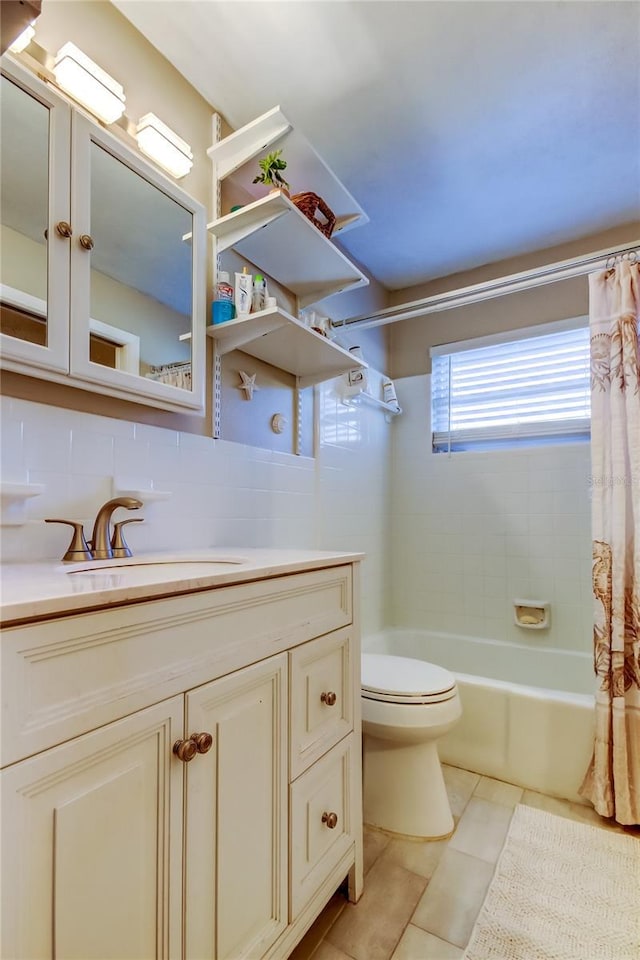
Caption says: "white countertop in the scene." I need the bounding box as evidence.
[0,548,363,626]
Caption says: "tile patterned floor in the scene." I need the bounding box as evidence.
[288,765,635,960]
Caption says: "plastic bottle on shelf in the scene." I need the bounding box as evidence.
[382,378,398,405]
[212,271,235,325]
[252,274,268,313]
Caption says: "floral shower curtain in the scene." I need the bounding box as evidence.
[580,259,640,825]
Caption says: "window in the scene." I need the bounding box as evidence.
[431,318,590,452]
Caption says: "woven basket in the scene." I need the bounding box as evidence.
[291,192,336,239]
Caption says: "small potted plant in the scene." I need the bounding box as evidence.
[253,149,290,195]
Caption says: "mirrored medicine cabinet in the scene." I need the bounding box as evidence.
[0,56,206,413]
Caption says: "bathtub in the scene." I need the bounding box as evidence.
[363,628,595,802]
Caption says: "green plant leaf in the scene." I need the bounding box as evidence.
[255,148,288,188]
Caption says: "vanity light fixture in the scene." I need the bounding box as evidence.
[53,42,125,124]
[135,113,193,179]
[9,23,36,53]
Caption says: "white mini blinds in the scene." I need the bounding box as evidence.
[430,318,590,452]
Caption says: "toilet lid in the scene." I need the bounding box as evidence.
[362,653,457,704]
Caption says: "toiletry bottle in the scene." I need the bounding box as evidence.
[383,378,398,404]
[212,271,235,325]
[252,274,268,313]
[235,267,253,319]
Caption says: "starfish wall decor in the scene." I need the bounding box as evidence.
[238,370,259,400]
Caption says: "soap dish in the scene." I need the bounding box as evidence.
[513,599,550,630]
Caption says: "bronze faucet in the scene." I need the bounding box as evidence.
[89,497,143,559]
[46,496,143,562]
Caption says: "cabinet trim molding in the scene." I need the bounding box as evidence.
[2,566,353,767]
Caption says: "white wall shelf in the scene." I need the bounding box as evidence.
[0,481,45,526]
[207,105,368,236]
[207,307,367,389]
[207,105,370,440]
[207,191,369,309]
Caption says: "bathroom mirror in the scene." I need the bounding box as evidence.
[86,141,194,386]
[0,56,205,411]
[69,112,205,410]
[0,74,50,347]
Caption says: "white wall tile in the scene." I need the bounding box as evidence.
[0,418,25,480]
[390,374,592,654]
[70,430,115,477]
[1,383,391,639]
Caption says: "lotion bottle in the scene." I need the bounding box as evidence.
[235,267,253,319]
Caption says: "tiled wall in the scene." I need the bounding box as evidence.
[390,375,592,654]
[0,374,391,636]
[1,371,593,651]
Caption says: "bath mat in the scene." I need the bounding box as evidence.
[463,804,640,960]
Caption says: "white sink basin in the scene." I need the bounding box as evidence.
[65,553,249,575]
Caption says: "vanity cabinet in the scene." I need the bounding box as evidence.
[184,655,288,960]
[0,55,206,413]
[0,560,363,960]
[1,698,185,959]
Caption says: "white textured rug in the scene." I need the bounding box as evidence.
[463,804,640,960]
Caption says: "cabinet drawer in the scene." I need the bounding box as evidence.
[1,565,352,767]
[289,734,355,920]
[290,628,353,779]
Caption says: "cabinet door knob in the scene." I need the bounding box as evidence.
[56,220,73,238]
[321,691,337,706]
[191,732,213,754]
[173,738,198,762]
[322,811,338,829]
[79,234,94,251]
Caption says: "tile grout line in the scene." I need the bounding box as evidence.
[405,848,501,955]
[312,777,632,960]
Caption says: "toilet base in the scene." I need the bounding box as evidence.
[363,735,454,839]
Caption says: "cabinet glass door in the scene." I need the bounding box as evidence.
[70,115,205,412]
[0,61,71,374]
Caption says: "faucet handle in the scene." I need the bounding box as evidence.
[111,517,144,558]
[45,519,92,562]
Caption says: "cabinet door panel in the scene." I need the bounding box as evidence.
[70,113,205,412]
[0,697,183,960]
[185,655,288,960]
[0,60,70,374]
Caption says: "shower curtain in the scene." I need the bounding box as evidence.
[580,259,640,825]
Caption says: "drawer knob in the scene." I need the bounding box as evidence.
[321,691,337,706]
[173,738,198,763]
[79,233,95,251]
[322,811,338,829]
[191,732,214,754]
[56,220,73,238]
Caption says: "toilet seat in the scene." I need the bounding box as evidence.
[362,653,457,705]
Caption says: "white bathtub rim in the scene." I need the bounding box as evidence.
[365,626,592,662]
[365,626,594,696]
[454,670,593,707]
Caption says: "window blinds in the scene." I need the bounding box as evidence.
[431,321,591,452]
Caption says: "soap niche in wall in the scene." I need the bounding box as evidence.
[513,600,550,630]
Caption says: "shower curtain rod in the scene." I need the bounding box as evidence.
[334,240,640,331]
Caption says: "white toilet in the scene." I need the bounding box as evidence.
[361,653,462,839]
